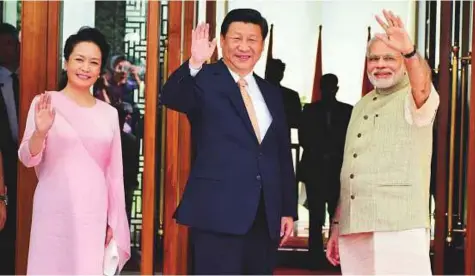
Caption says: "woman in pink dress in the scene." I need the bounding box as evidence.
[18,27,131,274]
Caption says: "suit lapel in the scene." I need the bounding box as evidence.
[212,60,257,141]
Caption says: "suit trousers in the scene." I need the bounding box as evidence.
[0,201,16,274]
[190,192,279,275]
[305,174,339,263]
[0,175,16,274]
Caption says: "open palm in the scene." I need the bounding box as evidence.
[35,93,55,136]
[190,22,217,67]
[375,10,413,55]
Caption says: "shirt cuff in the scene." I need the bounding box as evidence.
[404,86,440,127]
[189,64,201,77]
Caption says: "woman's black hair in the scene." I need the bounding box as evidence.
[58,26,110,90]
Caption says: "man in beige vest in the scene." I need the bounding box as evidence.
[326,10,439,275]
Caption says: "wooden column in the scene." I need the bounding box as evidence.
[465,4,475,274]
[16,1,60,274]
[176,0,194,271]
[433,1,452,274]
[206,0,217,62]
[163,1,184,274]
[140,1,161,274]
[460,1,471,56]
[162,1,195,273]
[162,1,182,272]
[46,1,61,90]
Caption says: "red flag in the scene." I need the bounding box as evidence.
[264,24,274,79]
[311,25,322,103]
[362,26,373,96]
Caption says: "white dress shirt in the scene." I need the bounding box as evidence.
[0,66,18,142]
[404,85,440,127]
[190,65,273,140]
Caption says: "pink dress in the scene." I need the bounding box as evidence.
[18,91,131,274]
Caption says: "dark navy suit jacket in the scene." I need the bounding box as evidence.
[160,59,298,239]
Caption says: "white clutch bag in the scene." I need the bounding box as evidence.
[103,238,119,276]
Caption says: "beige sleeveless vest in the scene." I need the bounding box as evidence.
[339,76,434,235]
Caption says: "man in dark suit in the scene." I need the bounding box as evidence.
[160,9,297,275]
[265,58,302,132]
[0,22,20,275]
[298,74,352,269]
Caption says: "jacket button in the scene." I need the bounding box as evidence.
[373,97,377,101]
[256,175,261,181]
[350,174,354,179]
[353,153,357,158]
[351,195,355,199]
[364,115,368,120]
[357,133,362,138]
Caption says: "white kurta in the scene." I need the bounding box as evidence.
[337,86,439,275]
[339,228,432,275]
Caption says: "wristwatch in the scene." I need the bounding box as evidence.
[402,47,417,59]
[0,194,8,206]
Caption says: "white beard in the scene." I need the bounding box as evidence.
[368,68,405,89]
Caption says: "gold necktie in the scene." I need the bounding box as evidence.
[237,78,261,143]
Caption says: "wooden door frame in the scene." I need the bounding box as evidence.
[16,1,60,274]
[162,0,184,273]
[206,0,217,62]
[140,0,161,274]
[433,1,452,274]
[465,4,475,274]
[162,0,195,274]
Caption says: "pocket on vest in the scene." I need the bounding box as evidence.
[373,171,411,186]
[377,183,411,186]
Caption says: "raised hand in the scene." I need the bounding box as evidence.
[374,10,414,55]
[190,22,217,69]
[34,93,55,137]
